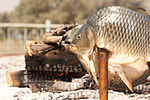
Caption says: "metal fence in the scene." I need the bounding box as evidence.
[0,22,81,55]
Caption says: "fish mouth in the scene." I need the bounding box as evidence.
[69,44,92,73]
[69,44,78,54]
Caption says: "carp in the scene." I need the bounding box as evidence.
[70,6,150,92]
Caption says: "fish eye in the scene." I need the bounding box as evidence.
[77,34,81,39]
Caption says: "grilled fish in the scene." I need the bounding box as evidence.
[70,6,150,92]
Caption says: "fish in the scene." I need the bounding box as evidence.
[70,6,150,92]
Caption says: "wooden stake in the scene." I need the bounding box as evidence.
[98,50,108,100]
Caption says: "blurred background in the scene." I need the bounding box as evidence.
[0,0,149,55]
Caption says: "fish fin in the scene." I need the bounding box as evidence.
[121,59,139,66]
[79,53,99,85]
[89,56,99,85]
[118,72,133,92]
[128,7,150,16]
[92,73,99,85]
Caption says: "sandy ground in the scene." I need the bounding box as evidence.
[0,55,149,100]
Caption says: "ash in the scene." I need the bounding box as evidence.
[0,55,149,100]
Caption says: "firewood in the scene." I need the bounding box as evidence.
[6,70,93,92]
[25,40,36,56]
[28,74,94,92]
[25,24,78,57]
[41,36,63,43]
[40,24,77,43]
[25,40,84,72]
[6,70,150,93]
[6,70,25,87]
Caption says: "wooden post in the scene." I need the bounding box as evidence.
[40,28,44,36]
[24,28,28,45]
[98,50,108,100]
[7,28,10,52]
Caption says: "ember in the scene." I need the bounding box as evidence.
[24,70,87,83]
[54,79,57,82]
[57,72,64,77]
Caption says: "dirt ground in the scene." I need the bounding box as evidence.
[0,55,149,100]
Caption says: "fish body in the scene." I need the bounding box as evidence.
[70,6,150,92]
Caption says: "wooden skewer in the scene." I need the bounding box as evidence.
[98,50,109,100]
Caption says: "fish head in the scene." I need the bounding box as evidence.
[71,23,95,55]
[70,23,99,84]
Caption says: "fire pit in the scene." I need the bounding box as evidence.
[6,24,150,99]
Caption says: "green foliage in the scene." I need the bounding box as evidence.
[74,14,86,24]
[1,0,141,24]
[0,12,10,22]
[10,0,98,24]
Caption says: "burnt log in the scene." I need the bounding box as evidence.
[24,25,87,84]
[29,74,94,92]
[6,70,25,87]
[6,70,94,92]
[25,24,85,73]
[6,70,150,94]
[25,43,85,72]
[40,24,77,43]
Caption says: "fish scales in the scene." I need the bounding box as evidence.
[71,6,150,92]
[88,6,149,63]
